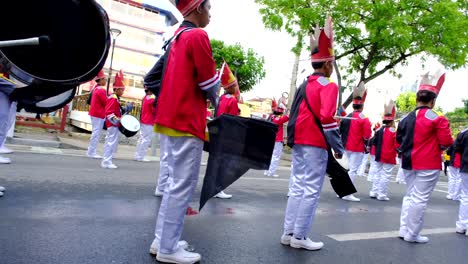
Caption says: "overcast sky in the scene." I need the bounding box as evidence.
[170,0,468,118]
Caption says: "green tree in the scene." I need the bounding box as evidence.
[445,106,468,136]
[395,91,416,114]
[210,39,266,93]
[255,0,468,88]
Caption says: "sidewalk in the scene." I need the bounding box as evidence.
[5,128,292,168]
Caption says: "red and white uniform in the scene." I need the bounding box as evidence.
[101,94,122,167]
[135,95,156,161]
[87,84,108,157]
[397,107,453,240]
[217,94,239,117]
[370,126,398,199]
[152,22,220,256]
[447,144,461,200]
[265,114,289,177]
[455,128,468,232]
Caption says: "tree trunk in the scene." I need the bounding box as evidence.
[334,60,343,106]
[287,53,300,109]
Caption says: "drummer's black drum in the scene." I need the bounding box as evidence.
[15,85,77,114]
[0,0,110,87]
[119,115,140,138]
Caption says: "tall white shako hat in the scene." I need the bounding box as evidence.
[383,99,396,121]
[418,69,446,97]
[310,16,334,62]
[352,81,367,105]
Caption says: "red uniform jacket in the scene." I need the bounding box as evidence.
[140,95,156,125]
[105,94,122,128]
[217,94,239,117]
[454,128,468,173]
[340,111,372,153]
[270,114,289,142]
[373,126,397,165]
[89,85,107,119]
[287,74,339,149]
[397,107,453,170]
[155,26,219,140]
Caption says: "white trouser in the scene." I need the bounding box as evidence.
[154,136,203,254]
[0,92,11,147]
[447,166,461,198]
[372,162,394,197]
[370,161,383,193]
[346,151,364,184]
[287,159,295,196]
[101,127,119,166]
[156,134,169,193]
[135,124,154,160]
[87,116,105,156]
[367,155,378,182]
[399,169,439,238]
[456,172,468,230]
[283,145,328,238]
[0,101,16,147]
[395,158,406,183]
[267,142,283,176]
[357,153,369,177]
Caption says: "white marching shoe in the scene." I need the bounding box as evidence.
[87,154,102,159]
[280,233,292,245]
[101,163,118,169]
[0,146,13,154]
[369,191,377,198]
[455,227,467,235]
[377,195,390,201]
[342,194,360,202]
[290,237,324,251]
[0,156,11,164]
[156,246,201,264]
[403,234,429,243]
[0,186,5,192]
[154,189,164,197]
[214,191,232,199]
[149,238,189,255]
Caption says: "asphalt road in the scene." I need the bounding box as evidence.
[0,150,466,264]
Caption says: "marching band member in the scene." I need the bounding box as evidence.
[87,70,107,159]
[0,100,17,155]
[0,73,16,164]
[454,128,468,235]
[265,100,289,177]
[446,139,462,200]
[397,70,453,243]
[369,100,398,201]
[134,89,156,162]
[367,122,380,182]
[282,17,344,251]
[213,61,240,199]
[101,70,126,169]
[339,82,372,202]
[148,1,220,263]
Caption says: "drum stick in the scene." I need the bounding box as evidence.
[334,116,357,120]
[0,36,50,48]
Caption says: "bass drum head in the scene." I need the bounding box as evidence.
[17,86,76,114]
[0,0,110,86]
[121,115,141,132]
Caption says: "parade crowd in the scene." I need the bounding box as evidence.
[0,0,467,263]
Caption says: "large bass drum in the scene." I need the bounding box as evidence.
[0,0,110,89]
[15,85,77,114]
[119,115,140,138]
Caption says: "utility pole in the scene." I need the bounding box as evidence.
[287,53,300,109]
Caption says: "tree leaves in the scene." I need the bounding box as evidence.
[256,0,468,87]
[211,39,266,93]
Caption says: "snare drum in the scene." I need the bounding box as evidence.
[119,115,140,138]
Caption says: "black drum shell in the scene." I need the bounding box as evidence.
[15,85,77,114]
[118,126,139,138]
[0,0,110,87]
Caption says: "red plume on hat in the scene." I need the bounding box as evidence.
[271,97,278,110]
[174,0,204,17]
[311,16,334,62]
[113,70,125,90]
[383,99,396,121]
[95,69,105,80]
[418,69,445,96]
[220,61,238,88]
[352,81,367,105]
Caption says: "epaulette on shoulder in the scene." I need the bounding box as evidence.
[317,76,330,86]
[424,109,438,120]
[389,127,396,133]
[359,112,366,119]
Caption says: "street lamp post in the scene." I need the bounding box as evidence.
[106,28,122,94]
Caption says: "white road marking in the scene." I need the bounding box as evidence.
[328,227,455,241]
[30,147,63,154]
